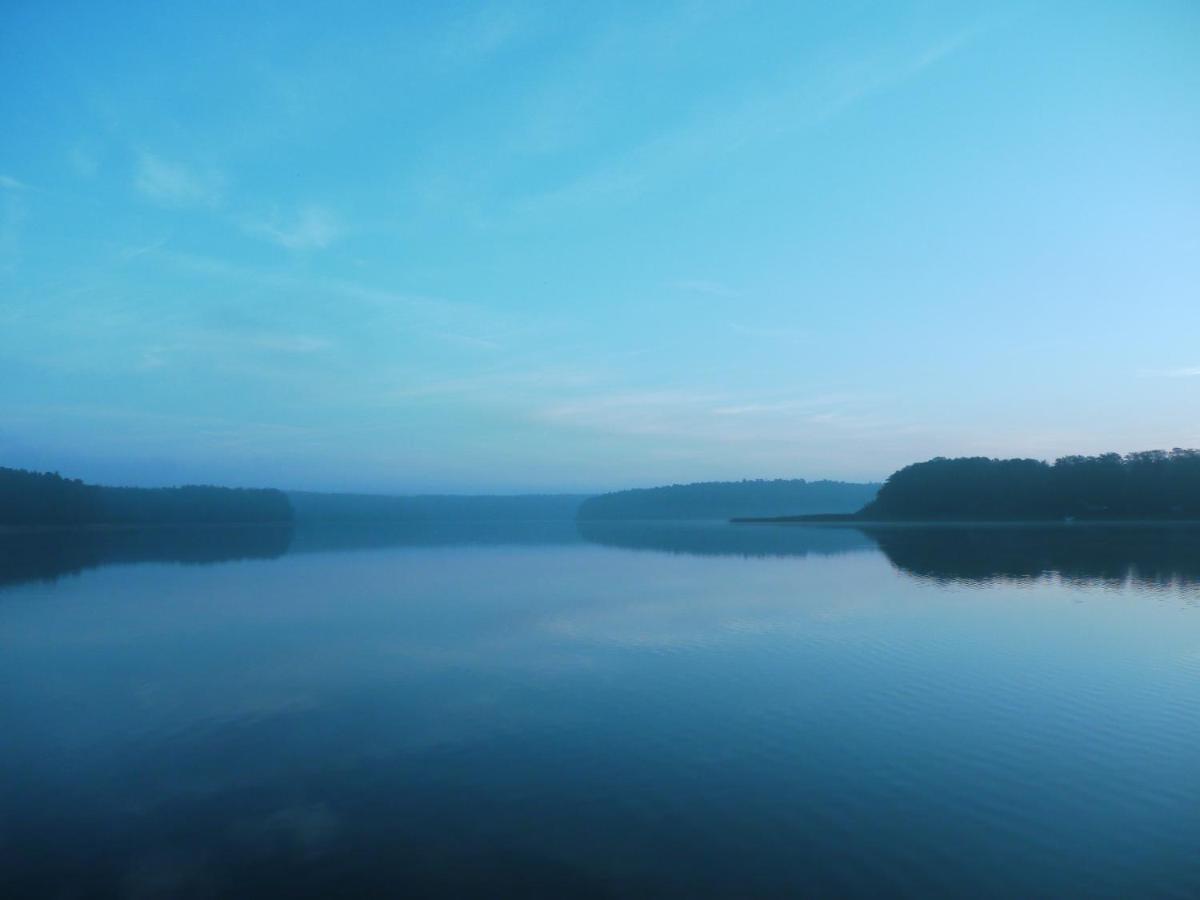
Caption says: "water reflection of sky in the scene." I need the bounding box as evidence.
[3,523,1200,896]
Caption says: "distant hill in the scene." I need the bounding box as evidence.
[287,491,590,522]
[577,479,880,521]
[0,466,293,527]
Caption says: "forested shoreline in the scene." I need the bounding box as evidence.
[11,450,1200,529]
[860,451,1200,520]
[0,467,293,527]
[743,450,1200,522]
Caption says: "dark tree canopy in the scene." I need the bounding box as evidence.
[860,450,1200,520]
[578,479,881,521]
[0,466,293,527]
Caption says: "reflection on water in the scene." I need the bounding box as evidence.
[2,519,1200,897]
[6,520,1200,591]
[0,525,294,590]
[863,522,1200,589]
[0,522,581,591]
[290,519,583,554]
[577,519,875,558]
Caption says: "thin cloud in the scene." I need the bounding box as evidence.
[729,323,810,344]
[134,152,223,208]
[431,331,504,351]
[533,387,893,445]
[161,250,481,326]
[512,24,985,220]
[1139,366,1200,378]
[674,279,740,299]
[128,330,333,377]
[0,188,26,271]
[243,206,342,250]
[250,334,332,354]
[388,368,599,401]
[0,175,30,191]
[440,3,536,63]
[68,145,99,178]
[117,235,171,261]
[824,25,983,115]
[153,249,529,373]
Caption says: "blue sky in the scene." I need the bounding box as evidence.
[2,1,1198,492]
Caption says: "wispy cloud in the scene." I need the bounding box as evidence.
[674,279,740,299]
[117,235,171,261]
[728,323,810,344]
[0,175,30,191]
[243,206,342,250]
[510,24,985,220]
[249,333,332,354]
[440,3,536,63]
[823,25,982,116]
[152,250,530,373]
[1139,366,1200,378]
[136,345,170,371]
[430,331,504,351]
[134,152,223,208]
[161,250,475,324]
[0,187,26,271]
[68,145,99,178]
[534,387,890,444]
[126,329,333,378]
[388,367,599,401]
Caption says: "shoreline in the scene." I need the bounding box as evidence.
[0,521,294,535]
[730,516,1200,527]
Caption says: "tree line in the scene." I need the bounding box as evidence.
[860,450,1200,520]
[0,466,293,527]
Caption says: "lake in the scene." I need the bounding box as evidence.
[2,521,1199,898]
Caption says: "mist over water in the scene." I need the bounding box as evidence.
[3,522,1199,897]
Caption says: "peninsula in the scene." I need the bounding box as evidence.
[735,451,1200,523]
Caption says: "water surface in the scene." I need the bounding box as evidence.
[2,522,1199,897]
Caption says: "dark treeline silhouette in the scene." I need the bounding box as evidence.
[856,450,1200,521]
[864,523,1200,589]
[0,466,293,527]
[578,479,880,521]
[288,491,588,522]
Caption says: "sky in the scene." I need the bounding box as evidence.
[1,1,1198,493]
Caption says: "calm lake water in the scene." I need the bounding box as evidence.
[2,522,1199,898]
